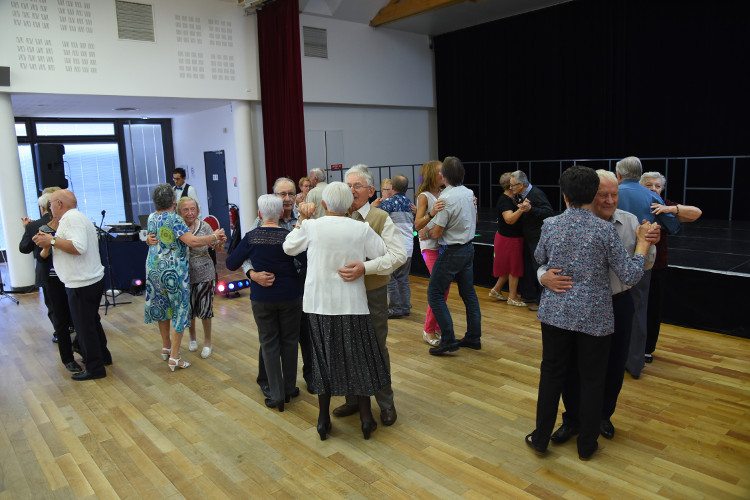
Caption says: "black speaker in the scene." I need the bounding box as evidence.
[35,144,68,190]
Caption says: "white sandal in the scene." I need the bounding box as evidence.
[489,288,507,300]
[422,331,440,346]
[168,357,191,371]
[161,348,171,361]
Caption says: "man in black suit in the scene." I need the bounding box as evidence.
[20,188,81,372]
[509,171,555,311]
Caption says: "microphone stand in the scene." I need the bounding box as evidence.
[98,210,130,314]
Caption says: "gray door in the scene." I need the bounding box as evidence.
[203,150,230,231]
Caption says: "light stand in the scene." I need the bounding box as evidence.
[97,210,130,315]
[0,251,20,305]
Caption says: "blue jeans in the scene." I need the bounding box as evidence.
[426,243,481,343]
[387,257,412,315]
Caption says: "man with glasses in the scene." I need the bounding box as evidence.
[241,177,313,396]
[299,165,406,427]
[172,167,198,201]
[509,170,554,311]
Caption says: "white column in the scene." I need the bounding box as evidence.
[0,92,35,288]
[232,100,259,229]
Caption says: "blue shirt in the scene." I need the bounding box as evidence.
[617,179,680,235]
[535,208,645,336]
[380,192,415,254]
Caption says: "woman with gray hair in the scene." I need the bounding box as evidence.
[639,172,701,363]
[226,194,305,412]
[284,182,390,441]
[145,183,225,371]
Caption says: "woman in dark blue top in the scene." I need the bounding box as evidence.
[226,195,305,411]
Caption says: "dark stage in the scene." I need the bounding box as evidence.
[410,209,750,339]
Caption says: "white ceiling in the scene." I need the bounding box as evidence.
[11,0,569,119]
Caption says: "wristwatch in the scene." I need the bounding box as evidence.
[50,237,56,247]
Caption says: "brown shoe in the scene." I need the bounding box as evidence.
[332,403,359,418]
[380,406,397,426]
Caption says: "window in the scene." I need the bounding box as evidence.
[35,122,115,136]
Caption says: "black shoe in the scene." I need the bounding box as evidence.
[429,340,460,356]
[600,419,615,439]
[550,424,579,444]
[265,398,284,412]
[71,370,106,381]
[579,441,599,461]
[332,403,359,418]
[380,407,397,426]
[525,432,546,456]
[285,387,300,402]
[644,354,654,363]
[317,420,332,441]
[457,337,481,350]
[259,383,271,398]
[387,312,403,319]
[52,335,58,343]
[625,367,640,380]
[361,420,377,440]
[64,361,82,372]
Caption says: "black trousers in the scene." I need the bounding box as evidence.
[251,297,302,401]
[645,267,666,355]
[257,309,312,388]
[534,323,611,456]
[560,291,635,427]
[46,275,76,365]
[66,278,111,375]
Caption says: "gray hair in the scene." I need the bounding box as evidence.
[309,168,326,182]
[176,196,201,217]
[595,169,618,185]
[345,164,374,188]
[153,183,176,211]
[322,182,354,214]
[640,171,666,187]
[510,170,530,187]
[38,193,50,210]
[273,177,295,193]
[258,194,283,222]
[616,156,643,180]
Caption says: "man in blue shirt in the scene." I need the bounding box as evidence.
[616,156,679,379]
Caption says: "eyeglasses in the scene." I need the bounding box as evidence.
[274,192,296,198]
[347,183,370,190]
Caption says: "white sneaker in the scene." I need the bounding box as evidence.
[189,340,198,352]
[201,346,212,358]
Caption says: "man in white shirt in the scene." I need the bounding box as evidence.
[33,190,112,380]
[173,167,198,201]
[419,156,482,356]
[301,164,406,426]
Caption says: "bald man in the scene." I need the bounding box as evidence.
[33,190,112,380]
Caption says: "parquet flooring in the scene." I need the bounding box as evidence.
[1,269,749,499]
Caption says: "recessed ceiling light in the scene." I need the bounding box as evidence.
[113,107,138,111]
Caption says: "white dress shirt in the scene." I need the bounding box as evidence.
[351,202,407,276]
[174,184,198,202]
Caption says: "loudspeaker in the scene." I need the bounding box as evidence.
[35,144,68,189]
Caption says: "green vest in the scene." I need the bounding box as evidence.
[359,207,390,291]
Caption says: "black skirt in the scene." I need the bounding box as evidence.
[307,313,391,397]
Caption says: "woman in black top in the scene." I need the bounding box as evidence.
[489,172,531,306]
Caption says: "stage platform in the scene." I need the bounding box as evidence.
[411,209,749,339]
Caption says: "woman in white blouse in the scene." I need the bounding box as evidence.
[283,182,390,441]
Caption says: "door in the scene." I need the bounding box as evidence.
[203,150,230,231]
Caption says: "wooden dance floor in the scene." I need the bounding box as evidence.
[1,269,749,499]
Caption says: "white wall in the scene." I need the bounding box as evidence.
[0,0,259,100]
[300,15,435,107]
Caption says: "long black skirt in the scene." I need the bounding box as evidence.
[307,313,391,397]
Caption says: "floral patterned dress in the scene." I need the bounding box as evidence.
[144,211,191,332]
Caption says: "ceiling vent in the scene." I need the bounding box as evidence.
[303,26,327,59]
[115,1,156,42]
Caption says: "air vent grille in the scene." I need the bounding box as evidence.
[303,26,327,59]
[115,1,156,42]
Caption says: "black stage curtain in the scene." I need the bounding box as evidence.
[434,0,750,217]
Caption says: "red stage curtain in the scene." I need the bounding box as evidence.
[257,0,307,193]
